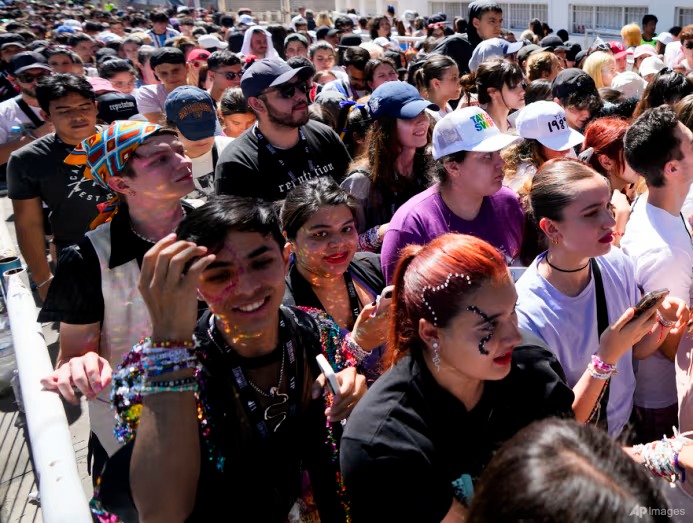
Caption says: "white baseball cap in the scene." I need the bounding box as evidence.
[610,71,647,99]
[633,44,657,60]
[654,32,674,45]
[432,107,520,160]
[639,55,666,78]
[198,34,228,50]
[238,14,255,26]
[515,101,585,152]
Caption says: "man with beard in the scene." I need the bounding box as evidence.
[0,53,55,178]
[215,59,350,201]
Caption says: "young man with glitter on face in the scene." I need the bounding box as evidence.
[340,233,575,522]
[38,120,198,483]
[91,196,367,522]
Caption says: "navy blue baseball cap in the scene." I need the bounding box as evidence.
[165,86,222,141]
[240,58,312,99]
[367,81,438,120]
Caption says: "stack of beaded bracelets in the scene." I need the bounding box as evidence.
[634,428,693,483]
[587,354,617,380]
[140,338,200,396]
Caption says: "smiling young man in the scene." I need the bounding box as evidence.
[215,59,351,201]
[135,46,188,123]
[7,73,110,299]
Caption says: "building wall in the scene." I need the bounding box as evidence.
[394,0,684,38]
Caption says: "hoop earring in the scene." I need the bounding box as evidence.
[432,342,440,372]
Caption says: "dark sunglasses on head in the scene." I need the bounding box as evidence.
[17,72,50,83]
[275,81,309,99]
[222,71,242,81]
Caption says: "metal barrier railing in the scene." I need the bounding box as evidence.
[0,211,92,523]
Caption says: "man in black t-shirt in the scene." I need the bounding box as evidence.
[214,58,350,201]
[7,74,110,300]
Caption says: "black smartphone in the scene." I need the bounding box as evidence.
[633,288,669,318]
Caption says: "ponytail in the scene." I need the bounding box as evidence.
[383,244,424,369]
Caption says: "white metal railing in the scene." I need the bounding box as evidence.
[0,209,92,523]
[5,272,92,522]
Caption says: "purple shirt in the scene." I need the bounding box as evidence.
[381,185,524,283]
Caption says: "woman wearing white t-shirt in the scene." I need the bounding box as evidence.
[413,55,461,122]
[516,158,686,437]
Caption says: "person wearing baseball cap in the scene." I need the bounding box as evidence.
[340,81,437,253]
[215,58,350,201]
[551,68,602,131]
[380,106,523,282]
[0,51,53,186]
[503,101,584,192]
[164,86,231,200]
[468,36,523,73]
[135,47,188,123]
[608,41,631,72]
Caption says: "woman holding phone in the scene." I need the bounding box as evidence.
[281,178,392,379]
[515,158,687,438]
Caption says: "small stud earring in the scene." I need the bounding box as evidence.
[432,342,440,372]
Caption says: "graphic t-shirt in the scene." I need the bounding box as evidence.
[188,135,233,200]
[7,131,112,251]
[215,120,350,201]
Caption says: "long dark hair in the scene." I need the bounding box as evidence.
[470,418,673,522]
[460,59,523,105]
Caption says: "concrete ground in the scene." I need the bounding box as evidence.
[0,197,92,523]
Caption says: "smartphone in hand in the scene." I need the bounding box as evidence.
[316,354,340,396]
[632,288,669,318]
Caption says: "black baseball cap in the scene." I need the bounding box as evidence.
[96,92,138,123]
[0,33,24,50]
[540,35,564,49]
[517,44,541,64]
[149,47,185,69]
[338,34,362,48]
[240,58,312,99]
[552,68,598,100]
[315,25,331,40]
[9,51,51,75]
[563,42,582,62]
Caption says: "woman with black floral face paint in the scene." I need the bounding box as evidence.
[341,233,575,522]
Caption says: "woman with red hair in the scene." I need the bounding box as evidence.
[340,233,575,521]
[580,117,640,246]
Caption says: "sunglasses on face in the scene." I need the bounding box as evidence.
[222,71,242,81]
[274,81,309,99]
[685,42,693,50]
[17,72,50,83]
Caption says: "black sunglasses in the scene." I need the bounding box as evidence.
[17,72,50,83]
[685,42,693,50]
[222,71,242,80]
[274,81,309,99]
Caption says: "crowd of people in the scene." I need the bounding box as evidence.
[1,0,693,520]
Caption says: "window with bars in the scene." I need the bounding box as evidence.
[571,5,648,35]
[676,8,693,27]
[427,2,546,29]
[428,2,470,20]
